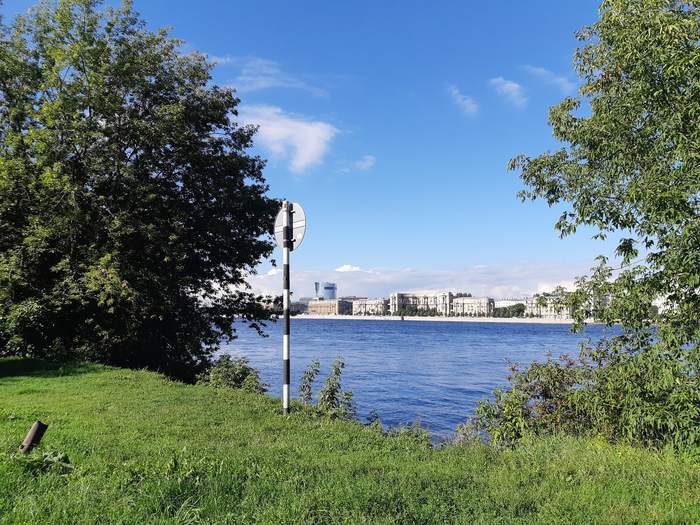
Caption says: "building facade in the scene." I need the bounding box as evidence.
[352,299,389,316]
[290,302,308,314]
[307,299,352,315]
[452,296,495,316]
[389,292,453,315]
[525,294,573,319]
[314,282,337,300]
[494,298,526,309]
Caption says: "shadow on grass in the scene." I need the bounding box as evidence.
[0,358,103,379]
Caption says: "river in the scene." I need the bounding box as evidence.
[222,318,612,439]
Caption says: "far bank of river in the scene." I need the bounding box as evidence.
[296,314,579,324]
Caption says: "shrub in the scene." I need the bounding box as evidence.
[468,355,586,447]
[316,358,356,421]
[471,343,700,449]
[197,356,268,394]
[298,360,321,405]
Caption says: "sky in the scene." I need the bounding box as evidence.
[3,0,617,299]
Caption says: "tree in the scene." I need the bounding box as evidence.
[479,0,700,448]
[0,0,278,381]
[493,303,525,318]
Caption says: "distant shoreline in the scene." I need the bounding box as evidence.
[294,314,578,325]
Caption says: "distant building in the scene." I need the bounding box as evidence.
[494,298,526,309]
[290,302,308,314]
[525,294,573,319]
[389,292,453,316]
[452,296,495,317]
[307,299,352,315]
[314,282,337,300]
[352,299,388,316]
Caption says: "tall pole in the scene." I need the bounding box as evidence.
[282,201,292,414]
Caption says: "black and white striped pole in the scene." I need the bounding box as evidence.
[274,201,306,415]
[281,202,291,413]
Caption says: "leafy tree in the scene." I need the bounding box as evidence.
[480,0,700,448]
[492,303,525,318]
[0,0,278,380]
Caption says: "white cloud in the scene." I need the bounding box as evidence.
[222,57,325,96]
[354,155,376,171]
[207,54,236,65]
[535,280,576,294]
[447,84,478,116]
[335,264,363,272]
[522,65,575,94]
[248,263,589,299]
[266,268,282,276]
[239,105,338,173]
[489,77,527,109]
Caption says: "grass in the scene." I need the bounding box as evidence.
[1,357,699,524]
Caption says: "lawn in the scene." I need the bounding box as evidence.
[1,357,699,524]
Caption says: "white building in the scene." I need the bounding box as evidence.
[525,294,573,319]
[494,298,526,309]
[452,296,495,317]
[352,299,389,316]
[389,292,453,316]
[307,299,352,315]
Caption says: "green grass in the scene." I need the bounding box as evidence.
[1,358,699,524]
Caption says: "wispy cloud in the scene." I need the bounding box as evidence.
[248,263,587,299]
[489,77,527,109]
[207,54,236,65]
[217,56,326,96]
[354,155,376,171]
[336,155,376,174]
[335,264,364,272]
[447,84,478,116]
[238,105,337,173]
[522,65,575,94]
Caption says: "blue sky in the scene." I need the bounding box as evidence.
[4,0,616,298]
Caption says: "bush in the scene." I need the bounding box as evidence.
[470,344,700,449]
[197,356,268,394]
[298,360,320,405]
[317,358,357,420]
[298,358,356,421]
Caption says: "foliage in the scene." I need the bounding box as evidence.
[296,357,356,420]
[297,359,320,404]
[12,449,74,476]
[395,306,441,317]
[486,0,700,448]
[385,421,432,448]
[317,357,357,420]
[0,0,278,381]
[2,358,700,523]
[493,303,526,318]
[468,355,587,446]
[197,355,267,394]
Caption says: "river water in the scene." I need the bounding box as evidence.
[222,319,611,439]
